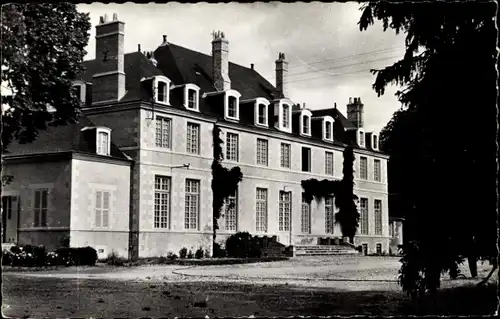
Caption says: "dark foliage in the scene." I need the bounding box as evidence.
[54,247,98,266]
[359,1,498,295]
[187,249,194,259]
[2,245,97,267]
[225,232,262,258]
[211,126,243,242]
[1,4,91,152]
[213,242,227,258]
[195,247,205,259]
[179,247,188,259]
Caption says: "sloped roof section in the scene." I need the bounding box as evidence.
[4,115,129,161]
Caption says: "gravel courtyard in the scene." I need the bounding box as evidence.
[2,255,497,317]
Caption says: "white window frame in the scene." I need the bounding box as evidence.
[372,134,379,150]
[301,194,311,234]
[224,189,238,232]
[374,159,381,182]
[33,188,49,227]
[154,175,171,229]
[186,122,200,154]
[254,98,270,127]
[224,89,241,121]
[256,188,268,232]
[256,138,269,166]
[360,198,369,235]
[155,116,172,149]
[325,151,334,176]
[374,199,383,235]
[153,76,171,105]
[280,143,291,168]
[325,196,334,234]
[279,191,291,232]
[94,190,111,228]
[323,116,334,142]
[225,132,239,162]
[184,179,200,230]
[360,156,368,180]
[273,99,294,133]
[96,127,111,156]
[183,83,200,111]
[72,81,86,104]
[299,110,312,136]
[358,128,365,147]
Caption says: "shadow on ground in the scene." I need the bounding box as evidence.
[2,275,497,317]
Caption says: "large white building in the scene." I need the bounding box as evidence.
[2,14,392,259]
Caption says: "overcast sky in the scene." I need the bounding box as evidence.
[77,2,406,133]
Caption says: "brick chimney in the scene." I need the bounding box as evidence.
[347,97,364,128]
[92,13,125,104]
[275,52,288,98]
[212,30,230,91]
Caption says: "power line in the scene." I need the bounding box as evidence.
[282,69,373,84]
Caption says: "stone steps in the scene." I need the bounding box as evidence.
[294,245,359,256]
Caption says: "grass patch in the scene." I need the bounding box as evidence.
[124,256,289,267]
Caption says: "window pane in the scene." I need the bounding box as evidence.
[282,105,289,128]
[102,209,109,227]
[256,188,268,232]
[226,133,238,161]
[256,139,268,166]
[360,157,368,180]
[374,200,382,235]
[374,159,381,182]
[360,198,369,235]
[185,180,199,229]
[325,196,334,234]
[154,176,170,229]
[325,152,334,175]
[103,192,110,209]
[95,209,101,227]
[301,194,311,233]
[225,190,238,231]
[95,191,102,209]
[187,123,200,154]
[188,89,197,109]
[158,82,167,102]
[155,117,171,148]
[302,147,311,172]
[35,190,41,209]
[258,104,266,124]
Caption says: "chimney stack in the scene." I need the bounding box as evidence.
[92,13,126,104]
[347,96,364,128]
[161,35,168,46]
[212,30,231,91]
[250,63,254,70]
[138,44,141,52]
[275,52,289,98]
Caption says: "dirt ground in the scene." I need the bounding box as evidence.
[2,255,498,317]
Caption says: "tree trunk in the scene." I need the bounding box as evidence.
[468,255,478,278]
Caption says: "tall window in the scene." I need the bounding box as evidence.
[325,121,332,140]
[155,116,171,148]
[360,156,368,180]
[256,188,268,232]
[227,96,237,118]
[360,198,369,235]
[301,194,311,234]
[374,159,381,182]
[226,132,239,161]
[325,151,334,175]
[325,196,334,234]
[154,176,170,229]
[280,143,291,168]
[225,189,238,231]
[257,104,267,125]
[302,147,311,172]
[279,191,291,231]
[256,138,268,166]
[186,123,200,154]
[95,190,110,228]
[33,189,48,227]
[157,81,168,103]
[374,199,382,235]
[185,179,200,229]
[302,115,310,134]
[282,104,290,128]
[97,131,109,156]
[187,89,197,109]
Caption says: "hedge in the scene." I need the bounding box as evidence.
[2,245,97,267]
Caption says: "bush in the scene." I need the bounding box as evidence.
[2,245,97,267]
[167,251,178,260]
[187,249,194,259]
[195,247,204,259]
[204,249,211,258]
[55,246,98,266]
[105,250,127,266]
[225,232,262,258]
[179,247,188,259]
[213,242,226,258]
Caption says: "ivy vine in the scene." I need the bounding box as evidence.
[211,125,243,242]
[301,146,359,243]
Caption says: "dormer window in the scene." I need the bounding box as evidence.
[299,109,312,137]
[274,99,294,133]
[358,129,365,147]
[258,104,266,124]
[72,81,86,104]
[323,116,334,141]
[372,134,379,150]
[224,90,241,121]
[183,84,200,111]
[282,104,290,128]
[153,76,171,105]
[96,127,111,156]
[249,97,270,127]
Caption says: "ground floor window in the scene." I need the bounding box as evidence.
[256,188,268,232]
[185,179,200,229]
[325,196,334,234]
[376,243,382,254]
[33,189,48,227]
[95,190,110,228]
[362,243,368,255]
[225,189,238,231]
[279,191,291,231]
[359,198,369,235]
[301,193,311,234]
[154,176,170,229]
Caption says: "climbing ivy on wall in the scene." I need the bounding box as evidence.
[211,125,243,242]
[301,146,359,243]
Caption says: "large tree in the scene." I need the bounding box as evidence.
[359,1,497,295]
[1,3,91,153]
